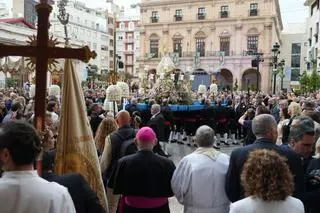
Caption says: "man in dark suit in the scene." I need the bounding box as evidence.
[147,104,168,157]
[234,96,247,140]
[225,114,304,202]
[42,151,105,213]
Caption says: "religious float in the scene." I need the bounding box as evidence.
[131,55,226,136]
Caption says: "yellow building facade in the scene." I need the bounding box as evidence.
[139,0,283,92]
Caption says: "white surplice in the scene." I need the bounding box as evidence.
[171,147,230,213]
[0,171,76,213]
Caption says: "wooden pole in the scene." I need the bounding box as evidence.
[34,3,51,176]
[34,3,51,131]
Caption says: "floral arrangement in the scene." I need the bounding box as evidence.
[106,84,122,101]
[116,82,130,98]
[198,84,207,94]
[49,85,61,98]
[156,55,176,75]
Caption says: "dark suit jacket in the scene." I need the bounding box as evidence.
[43,173,105,213]
[225,138,305,202]
[148,113,166,142]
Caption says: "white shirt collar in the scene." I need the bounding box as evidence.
[1,170,38,179]
[151,112,160,119]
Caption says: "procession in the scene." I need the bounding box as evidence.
[1,0,320,213]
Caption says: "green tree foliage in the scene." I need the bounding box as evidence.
[309,61,320,92]
[300,70,309,93]
[5,78,19,89]
[299,60,320,93]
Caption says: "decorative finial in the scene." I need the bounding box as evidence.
[57,0,70,46]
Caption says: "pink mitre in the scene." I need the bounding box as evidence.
[136,127,156,143]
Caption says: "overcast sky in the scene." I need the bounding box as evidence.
[78,0,308,25]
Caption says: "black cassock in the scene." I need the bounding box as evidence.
[108,151,176,213]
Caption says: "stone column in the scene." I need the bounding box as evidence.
[140,28,146,57]
[235,21,243,55]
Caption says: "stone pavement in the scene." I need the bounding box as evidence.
[166,142,241,213]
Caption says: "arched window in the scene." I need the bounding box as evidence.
[195,31,206,57]
[150,34,159,58]
[173,33,183,57]
[128,22,135,30]
[119,22,125,29]
[247,28,259,52]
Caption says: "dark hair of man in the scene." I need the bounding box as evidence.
[0,121,41,165]
[46,101,57,112]
[256,106,270,115]
[282,108,291,120]
[11,102,22,112]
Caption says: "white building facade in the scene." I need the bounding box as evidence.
[304,0,320,69]
[116,7,140,77]
[280,23,308,90]
[50,0,109,77]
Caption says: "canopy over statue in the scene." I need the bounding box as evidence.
[156,54,176,75]
[148,55,194,104]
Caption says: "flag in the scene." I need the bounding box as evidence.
[55,59,108,210]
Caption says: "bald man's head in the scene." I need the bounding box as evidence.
[115,110,131,127]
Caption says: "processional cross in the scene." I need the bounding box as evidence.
[0,0,96,131]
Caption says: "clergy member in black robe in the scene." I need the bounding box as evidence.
[108,127,176,213]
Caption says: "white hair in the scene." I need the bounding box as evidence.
[195,125,214,147]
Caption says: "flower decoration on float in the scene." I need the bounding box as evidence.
[198,84,207,94]
[116,81,130,98]
[49,85,61,98]
[106,84,122,101]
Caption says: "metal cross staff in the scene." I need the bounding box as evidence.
[0,0,96,131]
[57,0,70,46]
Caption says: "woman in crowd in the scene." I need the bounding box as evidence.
[47,101,59,122]
[229,149,304,213]
[95,117,117,156]
[277,101,301,145]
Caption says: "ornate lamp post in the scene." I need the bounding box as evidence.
[271,42,281,94]
[278,59,286,91]
[251,52,264,91]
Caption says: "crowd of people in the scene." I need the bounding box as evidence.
[0,86,320,213]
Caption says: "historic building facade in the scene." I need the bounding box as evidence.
[116,7,141,77]
[280,23,308,90]
[304,0,320,69]
[51,0,109,76]
[139,0,283,91]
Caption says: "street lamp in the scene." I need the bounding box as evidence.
[278,59,285,91]
[271,42,281,94]
[251,52,264,91]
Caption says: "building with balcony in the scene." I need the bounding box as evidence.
[116,6,140,77]
[50,0,109,79]
[139,0,284,92]
[304,0,320,70]
[106,1,121,73]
